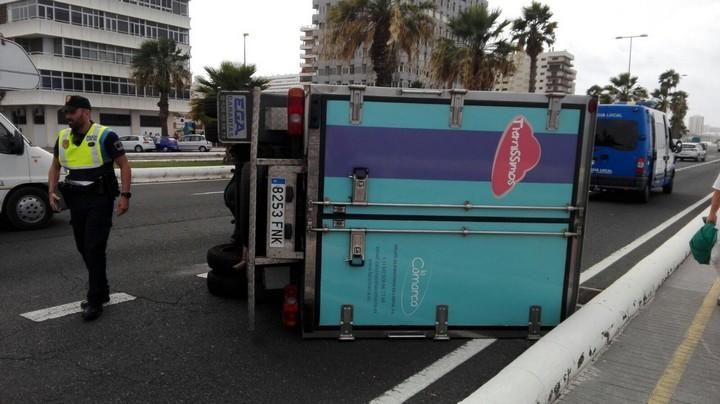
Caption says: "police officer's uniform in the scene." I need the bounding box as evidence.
[54,96,126,318]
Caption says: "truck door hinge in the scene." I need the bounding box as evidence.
[352,167,369,203]
[347,230,366,267]
[339,304,355,341]
[528,305,542,341]
[349,85,366,125]
[449,89,467,128]
[546,93,564,131]
[434,305,450,340]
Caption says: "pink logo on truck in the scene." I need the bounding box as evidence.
[491,116,542,198]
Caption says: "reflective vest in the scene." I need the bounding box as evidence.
[57,123,109,170]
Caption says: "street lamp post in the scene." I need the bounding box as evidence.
[243,33,249,65]
[615,34,648,77]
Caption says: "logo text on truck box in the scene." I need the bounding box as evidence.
[401,257,432,316]
[491,116,542,198]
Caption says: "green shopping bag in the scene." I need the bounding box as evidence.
[690,223,718,265]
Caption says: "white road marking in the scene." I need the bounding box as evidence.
[676,158,720,172]
[580,192,712,284]
[192,191,224,196]
[132,179,228,186]
[20,293,136,322]
[369,339,496,404]
[196,272,208,278]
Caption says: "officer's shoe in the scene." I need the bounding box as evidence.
[81,304,103,321]
[80,296,110,309]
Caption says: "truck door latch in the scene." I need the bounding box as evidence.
[449,89,467,128]
[347,230,366,267]
[349,85,366,125]
[352,167,369,204]
[546,94,564,130]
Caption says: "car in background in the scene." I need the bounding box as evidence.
[156,136,180,152]
[677,142,706,161]
[119,135,156,152]
[178,134,213,152]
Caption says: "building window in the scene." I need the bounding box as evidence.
[10,0,189,44]
[349,65,355,74]
[337,65,342,75]
[140,115,162,127]
[33,108,45,125]
[38,69,190,100]
[361,64,367,74]
[100,114,131,127]
[12,109,27,125]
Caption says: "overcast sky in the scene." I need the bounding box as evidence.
[190,0,720,126]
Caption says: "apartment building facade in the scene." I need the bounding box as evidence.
[0,0,191,147]
[302,0,487,87]
[494,50,577,94]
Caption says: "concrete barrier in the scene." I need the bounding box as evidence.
[460,209,707,404]
[117,165,234,183]
[125,152,225,160]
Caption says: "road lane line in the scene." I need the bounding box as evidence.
[647,278,720,404]
[20,293,136,322]
[132,179,228,186]
[192,191,224,196]
[676,158,720,172]
[196,272,208,278]
[369,339,496,404]
[580,193,713,284]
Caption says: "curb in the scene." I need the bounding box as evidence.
[117,166,233,184]
[460,209,707,404]
[125,152,225,160]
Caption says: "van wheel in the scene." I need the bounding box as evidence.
[5,187,52,230]
[663,174,674,194]
[638,184,651,203]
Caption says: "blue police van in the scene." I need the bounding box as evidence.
[591,104,680,202]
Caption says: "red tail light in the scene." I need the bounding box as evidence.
[636,157,646,176]
[287,88,305,136]
[282,285,299,328]
[588,97,598,113]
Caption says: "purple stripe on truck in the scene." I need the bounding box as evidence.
[323,125,579,184]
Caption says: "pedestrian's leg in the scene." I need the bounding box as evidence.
[83,196,114,304]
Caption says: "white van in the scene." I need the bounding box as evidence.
[0,112,56,230]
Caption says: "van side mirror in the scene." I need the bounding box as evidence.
[671,140,682,153]
[10,130,25,155]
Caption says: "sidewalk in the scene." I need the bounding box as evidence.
[560,256,720,404]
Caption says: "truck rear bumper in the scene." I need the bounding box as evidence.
[591,175,648,191]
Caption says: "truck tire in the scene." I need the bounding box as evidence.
[4,187,52,230]
[206,269,247,298]
[638,184,651,203]
[207,243,244,272]
[663,173,675,194]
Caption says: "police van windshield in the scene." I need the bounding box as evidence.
[595,119,639,151]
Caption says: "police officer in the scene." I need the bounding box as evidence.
[47,96,132,321]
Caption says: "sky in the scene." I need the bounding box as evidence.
[190,0,720,126]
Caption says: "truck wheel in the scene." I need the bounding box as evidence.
[663,173,675,194]
[638,184,651,203]
[207,243,244,272]
[5,187,52,230]
[207,269,247,298]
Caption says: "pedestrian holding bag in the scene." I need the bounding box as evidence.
[690,220,717,265]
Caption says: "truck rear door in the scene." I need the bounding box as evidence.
[303,86,596,339]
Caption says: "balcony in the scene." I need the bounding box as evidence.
[313,0,320,9]
[301,53,318,59]
[312,14,319,24]
[300,44,315,51]
[299,71,316,78]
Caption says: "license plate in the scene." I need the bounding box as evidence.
[268,177,286,248]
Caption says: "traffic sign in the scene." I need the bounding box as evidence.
[218,91,252,143]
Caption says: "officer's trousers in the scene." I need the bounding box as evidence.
[63,189,115,305]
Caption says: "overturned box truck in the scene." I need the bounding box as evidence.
[205,85,597,340]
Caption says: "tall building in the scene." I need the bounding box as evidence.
[266,74,302,92]
[0,0,191,147]
[494,50,577,94]
[304,0,487,87]
[689,115,705,136]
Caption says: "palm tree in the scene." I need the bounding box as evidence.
[651,69,681,112]
[604,73,648,102]
[323,0,435,87]
[131,39,191,137]
[190,62,268,161]
[586,85,612,104]
[511,1,557,93]
[669,90,689,138]
[431,5,515,90]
